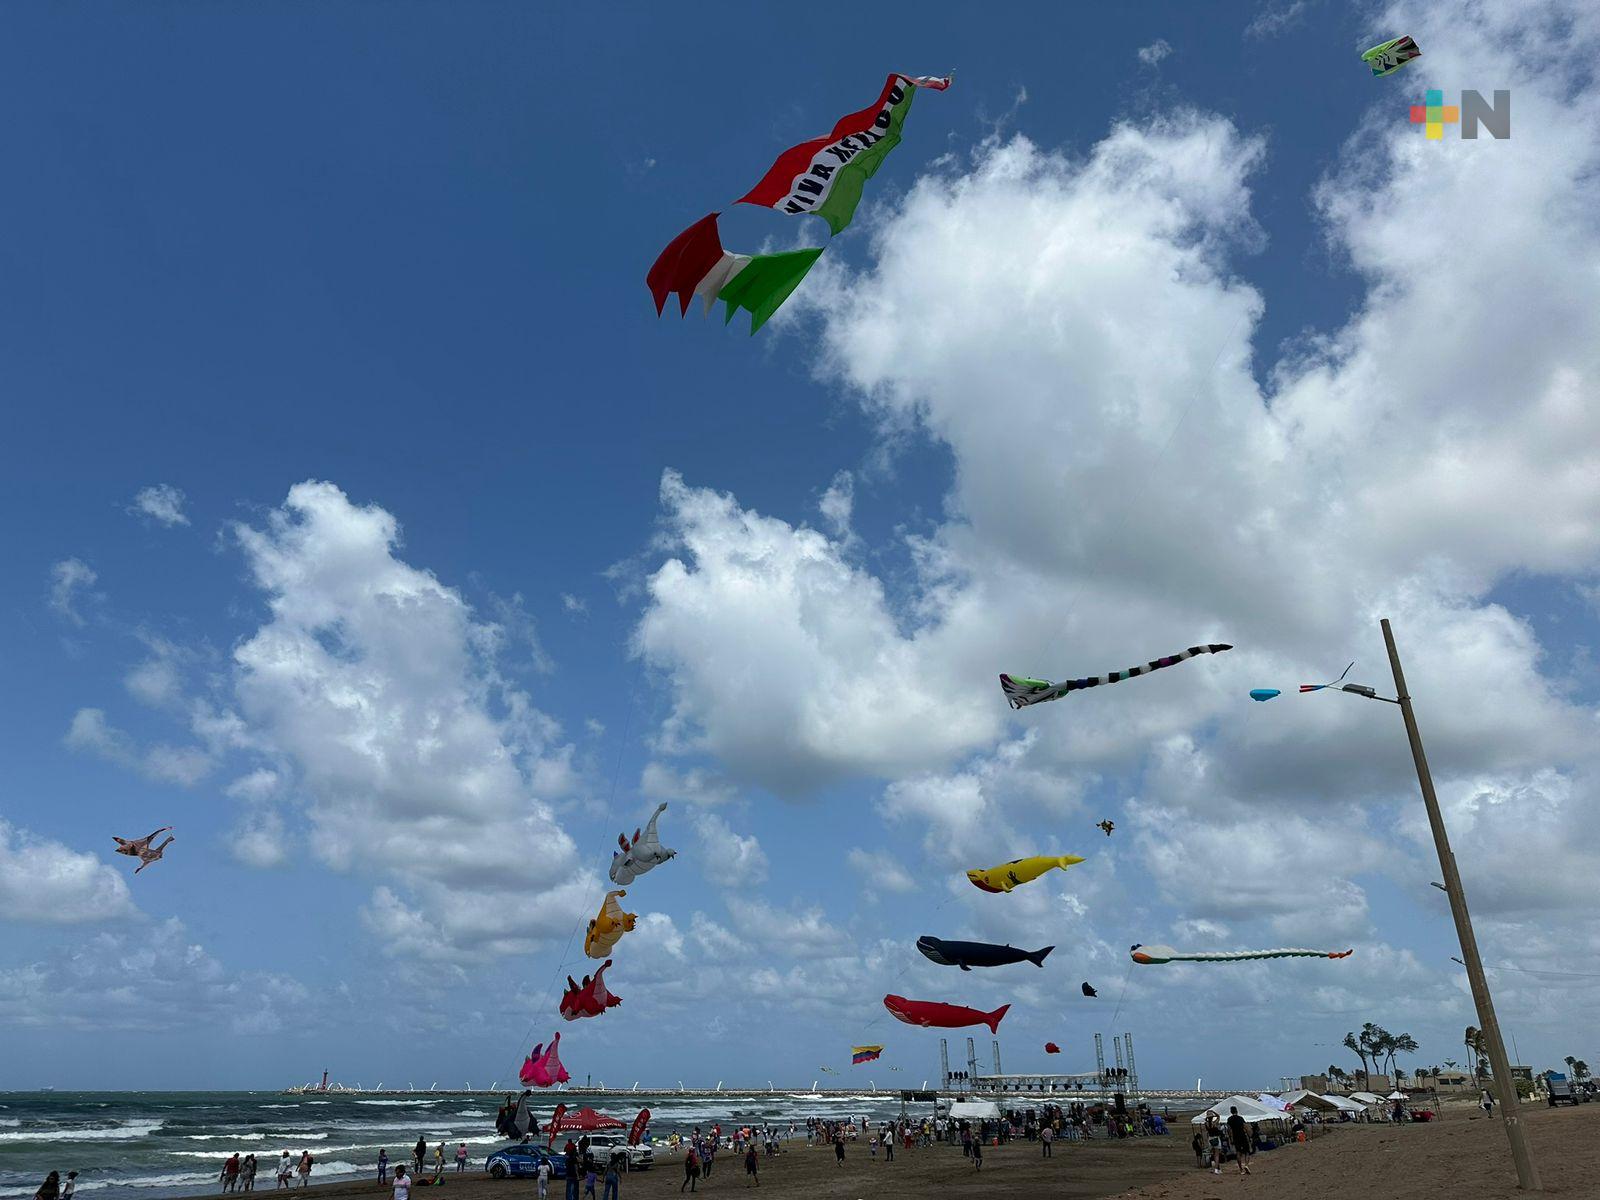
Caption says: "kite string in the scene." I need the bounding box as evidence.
[510,659,645,1064]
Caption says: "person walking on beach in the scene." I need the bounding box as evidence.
[392,1166,410,1200]
[1041,1123,1053,1158]
[298,1151,314,1188]
[565,1142,581,1200]
[1480,1088,1494,1117]
[277,1152,292,1189]
[33,1171,60,1200]
[455,1143,467,1173]
[243,1154,258,1191]
[582,1162,597,1200]
[744,1144,758,1187]
[1225,1108,1252,1176]
[222,1153,241,1193]
[414,1137,427,1174]
[833,1131,845,1166]
[378,1150,390,1184]
[680,1148,699,1193]
[60,1173,76,1200]
[883,1128,894,1163]
[971,1135,983,1171]
[536,1158,550,1200]
[603,1158,620,1200]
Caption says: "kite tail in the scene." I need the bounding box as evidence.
[1328,949,1354,959]
[1027,946,1054,968]
[982,1004,1010,1034]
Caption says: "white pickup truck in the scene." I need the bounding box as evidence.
[584,1134,654,1171]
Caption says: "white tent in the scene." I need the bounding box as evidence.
[1349,1091,1386,1105]
[1190,1096,1286,1125]
[1254,1094,1293,1113]
[1321,1094,1368,1113]
[1386,1091,1408,1101]
[947,1100,1001,1120]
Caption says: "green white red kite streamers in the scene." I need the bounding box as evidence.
[647,73,951,333]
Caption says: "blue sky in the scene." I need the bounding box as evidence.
[4,1,1600,1092]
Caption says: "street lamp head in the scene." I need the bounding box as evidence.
[1340,683,1378,698]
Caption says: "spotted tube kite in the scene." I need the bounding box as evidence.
[113,827,175,874]
[519,1033,571,1088]
[1130,943,1354,965]
[851,1045,883,1065]
[1361,35,1421,76]
[647,73,951,332]
[584,890,637,958]
[610,803,676,886]
[1001,644,1232,709]
[560,959,622,1020]
[884,994,1009,1033]
[966,854,1084,893]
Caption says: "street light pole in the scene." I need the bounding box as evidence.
[1381,618,1542,1191]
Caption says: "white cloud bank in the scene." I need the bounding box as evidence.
[0,819,138,924]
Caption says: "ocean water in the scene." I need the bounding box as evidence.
[0,1091,913,1200]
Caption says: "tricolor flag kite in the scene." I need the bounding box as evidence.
[851,1045,884,1064]
[648,73,952,333]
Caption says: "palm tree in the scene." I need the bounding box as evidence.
[1327,1065,1350,1089]
[1360,1024,1390,1083]
[1443,1059,1459,1072]
[1387,1033,1419,1082]
[1344,1032,1371,1083]
[1574,1060,1590,1082]
[1464,1027,1489,1079]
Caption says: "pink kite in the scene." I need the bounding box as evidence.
[560,959,622,1021]
[519,1033,571,1088]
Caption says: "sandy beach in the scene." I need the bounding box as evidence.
[186,1103,1598,1200]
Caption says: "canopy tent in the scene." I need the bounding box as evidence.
[1348,1092,1387,1105]
[1386,1091,1408,1101]
[947,1100,1002,1120]
[548,1107,626,1140]
[1254,1094,1293,1113]
[1320,1094,1368,1114]
[1189,1096,1286,1125]
[1280,1090,1341,1113]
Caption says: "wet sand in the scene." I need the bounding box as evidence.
[199,1103,1600,1200]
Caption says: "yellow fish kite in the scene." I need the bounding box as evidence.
[584,889,637,958]
[966,854,1084,894]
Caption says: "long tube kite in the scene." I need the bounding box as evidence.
[647,73,951,332]
[1130,943,1353,965]
[1001,644,1232,709]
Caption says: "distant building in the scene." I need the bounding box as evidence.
[1299,1075,1330,1093]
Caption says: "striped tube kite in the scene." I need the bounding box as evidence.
[851,1045,883,1065]
[1130,944,1354,965]
[647,73,952,333]
[1001,644,1233,709]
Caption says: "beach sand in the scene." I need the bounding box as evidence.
[215,1104,1599,1200]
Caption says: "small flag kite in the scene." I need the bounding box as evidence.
[851,1045,884,1065]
